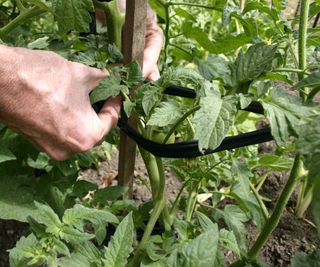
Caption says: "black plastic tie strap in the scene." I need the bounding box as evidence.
[93,84,273,158]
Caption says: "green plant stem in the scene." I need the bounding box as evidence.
[273,68,310,75]
[168,43,193,59]
[169,177,193,215]
[139,148,160,199]
[287,35,299,69]
[248,155,303,259]
[162,4,170,73]
[16,0,27,13]
[168,2,223,12]
[127,157,166,267]
[295,181,314,218]
[0,6,44,38]
[229,155,303,267]
[249,182,269,220]
[307,86,320,100]
[250,156,303,257]
[163,105,200,144]
[185,182,200,222]
[298,0,310,81]
[256,172,269,192]
[103,0,125,49]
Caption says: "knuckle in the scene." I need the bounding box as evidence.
[65,128,96,153]
[48,150,70,161]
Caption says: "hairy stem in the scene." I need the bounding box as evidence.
[248,155,303,258]
[127,157,166,267]
[168,2,223,12]
[307,86,320,100]
[229,155,303,267]
[15,0,27,13]
[0,7,45,38]
[162,4,170,73]
[298,0,310,81]
[249,182,269,220]
[273,68,309,75]
[163,105,200,144]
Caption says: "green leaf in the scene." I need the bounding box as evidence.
[71,180,98,198]
[194,96,237,151]
[53,0,94,33]
[175,7,196,21]
[219,229,241,256]
[213,205,249,253]
[53,239,70,257]
[92,186,128,203]
[9,234,38,267]
[0,146,16,163]
[59,253,91,267]
[90,74,126,104]
[28,0,53,12]
[125,61,143,86]
[195,211,216,232]
[63,204,119,245]
[72,241,102,264]
[147,101,184,127]
[174,219,192,241]
[195,55,231,85]
[296,108,320,183]
[149,0,167,21]
[294,72,320,90]
[231,43,277,87]
[182,22,250,54]
[291,250,320,267]
[142,86,162,116]
[59,224,94,243]
[0,175,39,222]
[211,33,251,55]
[103,212,134,267]
[27,152,50,169]
[180,226,219,267]
[34,202,61,235]
[243,1,281,22]
[312,181,320,238]
[63,204,119,230]
[123,99,136,117]
[249,154,293,171]
[231,159,265,229]
[262,87,311,146]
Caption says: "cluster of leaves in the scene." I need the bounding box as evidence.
[10,203,133,267]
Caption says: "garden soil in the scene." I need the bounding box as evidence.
[1,145,320,267]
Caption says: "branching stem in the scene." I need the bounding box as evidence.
[162,105,200,144]
[0,7,44,38]
[229,155,303,267]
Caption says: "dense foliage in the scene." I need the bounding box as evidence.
[0,0,320,266]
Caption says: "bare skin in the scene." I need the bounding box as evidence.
[0,45,121,160]
[0,6,163,161]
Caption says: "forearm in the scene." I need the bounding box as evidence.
[0,45,22,122]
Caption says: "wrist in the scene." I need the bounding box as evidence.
[0,45,24,122]
[0,44,19,92]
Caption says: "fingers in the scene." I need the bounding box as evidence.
[143,23,163,79]
[146,66,160,81]
[71,62,109,93]
[97,96,121,138]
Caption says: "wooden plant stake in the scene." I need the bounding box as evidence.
[118,0,147,197]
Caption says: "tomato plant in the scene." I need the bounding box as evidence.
[0,0,320,266]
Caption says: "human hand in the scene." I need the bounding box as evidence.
[100,1,164,80]
[142,8,164,81]
[0,45,121,160]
